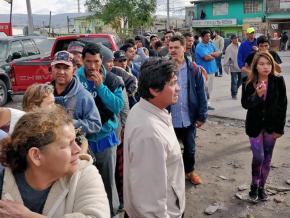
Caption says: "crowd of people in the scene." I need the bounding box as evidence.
[0,26,287,217]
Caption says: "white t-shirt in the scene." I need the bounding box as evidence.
[8,108,25,134]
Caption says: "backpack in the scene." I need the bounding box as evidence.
[192,62,208,81]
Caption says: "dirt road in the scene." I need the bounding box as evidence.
[184,117,290,218]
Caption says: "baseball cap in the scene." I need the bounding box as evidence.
[67,41,85,53]
[114,50,127,61]
[246,27,255,34]
[51,51,73,67]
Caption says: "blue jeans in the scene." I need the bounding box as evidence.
[230,72,242,97]
[215,56,223,76]
[174,125,196,173]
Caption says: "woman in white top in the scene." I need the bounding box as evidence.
[0,107,25,134]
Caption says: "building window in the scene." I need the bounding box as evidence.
[244,0,262,13]
[280,0,290,9]
[213,2,228,16]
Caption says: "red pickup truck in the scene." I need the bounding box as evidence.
[0,33,120,106]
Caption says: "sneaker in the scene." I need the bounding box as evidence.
[208,105,215,110]
[249,185,258,202]
[186,171,202,185]
[258,187,269,201]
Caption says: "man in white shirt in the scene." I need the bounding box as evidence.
[223,34,241,99]
[213,31,224,77]
[123,58,185,218]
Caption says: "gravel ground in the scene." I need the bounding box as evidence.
[184,117,290,218]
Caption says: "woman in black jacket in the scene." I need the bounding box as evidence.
[241,51,287,202]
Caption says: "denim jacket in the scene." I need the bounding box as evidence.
[169,57,208,123]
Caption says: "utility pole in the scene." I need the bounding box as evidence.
[77,0,80,13]
[166,0,170,30]
[9,0,13,35]
[26,0,34,35]
[67,16,70,33]
[48,11,52,35]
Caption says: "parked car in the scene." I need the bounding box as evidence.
[0,34,120,106]
[0,35,53,105]
[0,35,52,67]
[51,34,120,54]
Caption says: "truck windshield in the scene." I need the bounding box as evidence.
[0,41,8,61]
[81,37,112,49]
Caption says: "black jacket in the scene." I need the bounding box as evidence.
[241,74,287,137]
[110,66,137,96]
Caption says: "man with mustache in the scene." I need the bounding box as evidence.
[51,50,102,136]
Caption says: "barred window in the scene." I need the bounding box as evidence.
[244,0,262,13]
[213,2,228,16]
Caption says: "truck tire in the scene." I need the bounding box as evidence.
[0,80,8,106]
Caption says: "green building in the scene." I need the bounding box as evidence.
[187,0,267,38]
[266,0,290,38]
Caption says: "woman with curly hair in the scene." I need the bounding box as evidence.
[0,107,110,217]
[0,83,53,137]
[22,83,55,112]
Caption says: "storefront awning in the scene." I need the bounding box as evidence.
[266,14,290,20]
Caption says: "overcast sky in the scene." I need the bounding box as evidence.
[0,0,191,15]
[0,0,87,14]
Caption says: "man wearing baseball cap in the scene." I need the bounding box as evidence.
[237,27,257,76]
[51,50,102,136]
[67,41,85,70]
[223,34,241,99]
[113,50,128,70]
[247,27,255,34]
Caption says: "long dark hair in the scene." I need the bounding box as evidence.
[247,51,280,85]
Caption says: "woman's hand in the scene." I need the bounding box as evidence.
[273,132,282,139]
[256,82,266,97]
[0,200,45,218]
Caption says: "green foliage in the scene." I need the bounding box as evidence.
[85,0,156,29]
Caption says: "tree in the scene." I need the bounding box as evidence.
[85,0,156,32]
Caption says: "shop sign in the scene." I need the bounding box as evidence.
[0,23,12,36]
[243,17,262,23]
[191,19,237,27]
[280,0,290,9]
